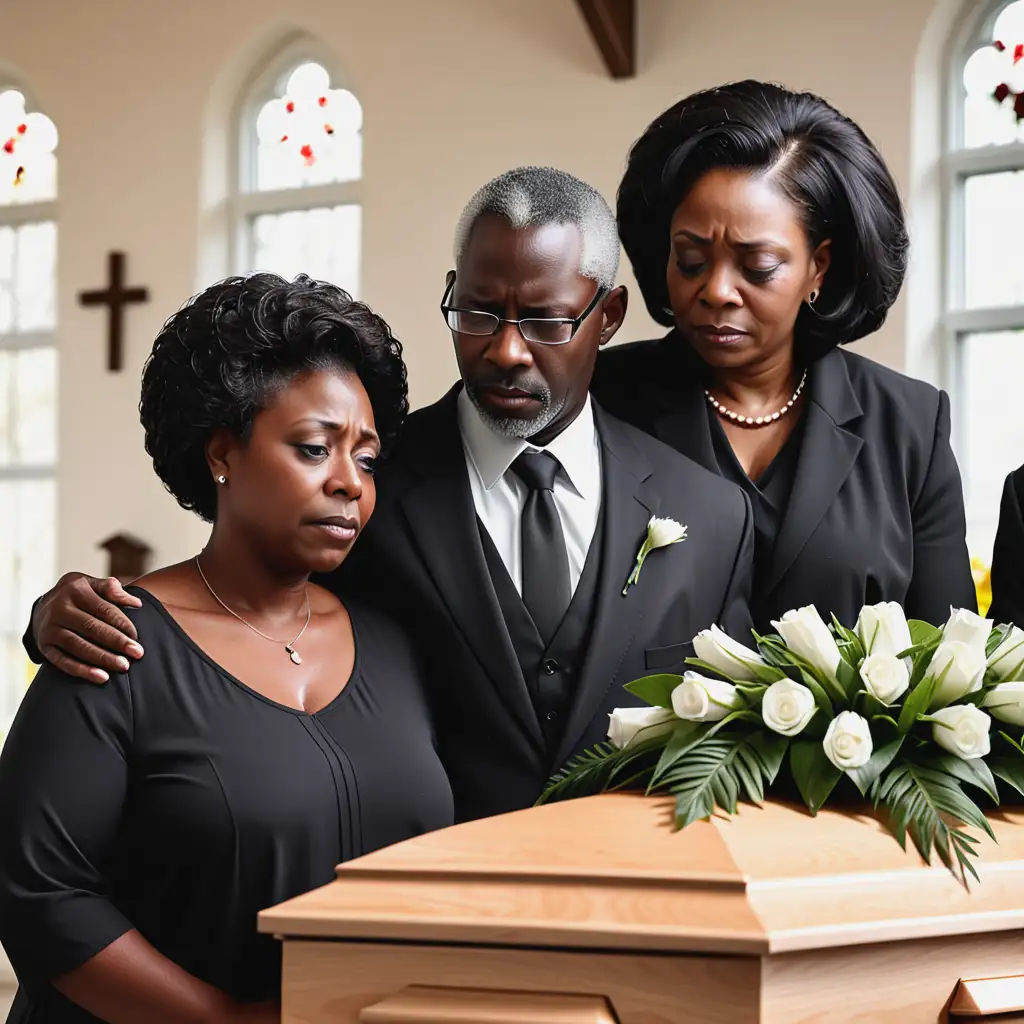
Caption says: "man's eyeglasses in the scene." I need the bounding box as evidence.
[440,277,607,346]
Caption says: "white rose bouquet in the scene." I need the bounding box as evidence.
[539,602,1024,884]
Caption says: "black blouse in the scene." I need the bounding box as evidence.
[707,403,806,609]
[0,590,453,1023]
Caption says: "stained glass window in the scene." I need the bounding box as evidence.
[961,1,1024,148]
[0,87,57,742]
[235,55,362,293]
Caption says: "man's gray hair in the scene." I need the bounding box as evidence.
[454,166,620,288]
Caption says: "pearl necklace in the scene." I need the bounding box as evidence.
[704,369,808,428]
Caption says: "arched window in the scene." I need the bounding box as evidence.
[0,85,58,734]
[231,43,362,294]
[946,0,1024,563]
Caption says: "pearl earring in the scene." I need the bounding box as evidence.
[216,475,226,484]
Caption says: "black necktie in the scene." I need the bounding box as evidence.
[510,450,571,644]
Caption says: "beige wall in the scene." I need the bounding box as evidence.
[0,0,950,575]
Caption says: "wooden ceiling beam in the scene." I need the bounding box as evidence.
[574,0,636,79]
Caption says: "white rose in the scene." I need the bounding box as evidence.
[927,640,987,710]
[931,704,992,760]
[646,516,687,549]
[822,711,874,771]
[607,706,676,749]
[942,607,993,651]
[987,625,1024,682]
[772,606,842,683]
[692,624,767,683]
[856,602,913,658]
[761,679,817,736]
[670,672,742,722]
[859,653,910,705]
[982,682,1024,727]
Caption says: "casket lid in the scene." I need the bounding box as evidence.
[258,794,1024,954]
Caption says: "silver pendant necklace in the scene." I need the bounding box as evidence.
[705,369,808,427]
[194,556,311,665]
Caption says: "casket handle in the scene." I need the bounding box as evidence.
[950,974,1024,1017]
[358,984,618,1023]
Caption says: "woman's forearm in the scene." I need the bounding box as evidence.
[53,929,278,1024]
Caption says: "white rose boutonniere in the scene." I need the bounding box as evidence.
[622,516,687,596]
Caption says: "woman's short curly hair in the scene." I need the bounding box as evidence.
[617,80,909,357]
[140,273,408,522]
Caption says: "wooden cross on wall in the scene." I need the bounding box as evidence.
[78,251,150,372]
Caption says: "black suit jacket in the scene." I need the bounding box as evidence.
[591,335,976,630]
[989,466,1024,626]
[335,386,754,822]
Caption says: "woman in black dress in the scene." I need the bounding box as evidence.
[0,275,453,1023]
[592,80,976,630]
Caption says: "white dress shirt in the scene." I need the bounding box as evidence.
[457,389,603,598]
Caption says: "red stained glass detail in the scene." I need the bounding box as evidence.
[13,166,24,185]
[318,96,328,107]
[300,143,315,165]
[280,134,289,143]
[16,123,26,135]
[1015,91,1024,121]
[995,82,1012,102]
[1015,43,1024,64]
[2,138,14,154]
[995,39,1006,51]
[324,123,334,135]
[285,101,295,113]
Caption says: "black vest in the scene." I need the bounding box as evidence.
[478,505,605,756]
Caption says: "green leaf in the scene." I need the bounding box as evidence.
[986,623,1013,660]
[665,733,770,828]
[989,758,1024,796]
[908,620,942,647]
[538,735,664,805]
[831,614,866,665]
[749,731,789,783]
[649,711,759,788]
[847,721,904,796]
[624,673,685,709]
[927,753,1000,804]
[789,739,843,814]
[857,691,892,719]
[897,668,941,734]
[835,656,861,702]
[793,666,837,719]
[877,763,993,886]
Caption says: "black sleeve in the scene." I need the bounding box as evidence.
[0,665,135,989]
[989,469,1024,626]
[903,390,978,622]
[21,596,43,665]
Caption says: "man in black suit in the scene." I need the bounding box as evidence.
[25,167,754,822]
[989,465,1024,625]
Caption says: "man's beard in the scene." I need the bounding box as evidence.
[466,374,565,440]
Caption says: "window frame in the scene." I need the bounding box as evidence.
[227,37,362,281]
[943,0,1024,558]
[0,80,58,730]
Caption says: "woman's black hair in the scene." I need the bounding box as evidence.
[617,80,909,356]
[140,272,408,522]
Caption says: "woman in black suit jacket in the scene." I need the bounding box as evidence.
[592,81,976,631]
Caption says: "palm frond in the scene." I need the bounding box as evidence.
[538,736,663,805]
[876,763,993,887]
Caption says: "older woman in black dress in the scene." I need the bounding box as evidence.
[592,80,976,630]
[0,275,453,1023]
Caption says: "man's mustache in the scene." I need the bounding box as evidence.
[469,372,548,398]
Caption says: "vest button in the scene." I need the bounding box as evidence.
[546,710,558,721]
[542,658,559,675]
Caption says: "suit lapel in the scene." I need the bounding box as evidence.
[761,349,864,599]
[398,390,544,749]
[652,385,718,474]
[554,407,659,766]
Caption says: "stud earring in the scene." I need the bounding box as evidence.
[216,475,226,484]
